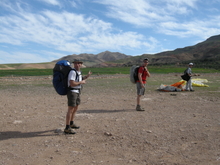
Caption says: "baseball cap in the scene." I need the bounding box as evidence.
[189,63,193,65]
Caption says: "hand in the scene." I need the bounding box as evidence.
[88,70,92,76]
[81,80,86,84]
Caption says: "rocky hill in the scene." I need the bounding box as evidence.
[148,34,220,66]
[53,34,220,69]
[53,51,130,67]
[112,34,220,70]
[1,35,219,70]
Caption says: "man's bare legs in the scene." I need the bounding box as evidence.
[136,95,144,111]
[137,95,141,105]
[66,105,78,125]
[64,106,79,134]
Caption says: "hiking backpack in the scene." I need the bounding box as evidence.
[130,65,140,84]
[52,60,78,95]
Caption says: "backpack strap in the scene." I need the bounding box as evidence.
[71,68,79,81]
[68,69,81,90]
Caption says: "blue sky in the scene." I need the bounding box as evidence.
[0,0,220,64]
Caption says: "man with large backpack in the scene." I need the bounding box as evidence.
[136,58,150,111]
[64,59,92,134]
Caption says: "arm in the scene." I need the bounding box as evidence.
[138,72,145,88]
[69,79,86,87]
[146,67,150,77]
[82,70,92,80]
[68,70,86,87]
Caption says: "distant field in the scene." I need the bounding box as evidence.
[0,66,219,77]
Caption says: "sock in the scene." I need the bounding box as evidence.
[70,121,74,125]
[65,125,70,129]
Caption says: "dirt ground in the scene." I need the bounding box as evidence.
[0,74,220,165]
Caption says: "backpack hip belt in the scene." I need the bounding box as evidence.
[69,87,81,91]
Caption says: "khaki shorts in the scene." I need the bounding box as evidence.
[67,91,81,107]
[136,82,146,95]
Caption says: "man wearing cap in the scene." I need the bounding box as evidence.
[136,58,151,111]
[185,63,194,92]
[64,59,92,134]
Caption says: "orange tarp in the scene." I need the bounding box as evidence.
[170,81,185,88]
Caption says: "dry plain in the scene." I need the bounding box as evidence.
[0,73,220,165]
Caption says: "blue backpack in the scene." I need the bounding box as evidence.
[52,60,78,95]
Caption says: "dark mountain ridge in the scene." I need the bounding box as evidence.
[53,51,130,67]
[53,34,220,69]
[143,34,220,63]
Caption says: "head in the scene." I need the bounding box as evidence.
[189,63,193,67]
[72,59,83,70]
[142,58,149,66]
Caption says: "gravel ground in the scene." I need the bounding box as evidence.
[0,74,220,165]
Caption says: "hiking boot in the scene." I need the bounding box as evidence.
[70,123,80,129]
[64,128,76,134]
[136,105,145,111]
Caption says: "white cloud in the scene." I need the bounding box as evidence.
[165,0,198,7]
[94,0,165,27]
[158,15,220,39]
[1,0,219,64]
[39,0,61,6]
[94,0,220,40]
[67,0,81,8]
[0,50,50,64]
[0,6,156,55]
[94,0,196,26]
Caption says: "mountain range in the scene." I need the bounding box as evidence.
[54,34,220,69]
[1,35,219,70]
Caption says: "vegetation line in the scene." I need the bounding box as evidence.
[0,66,219,77]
